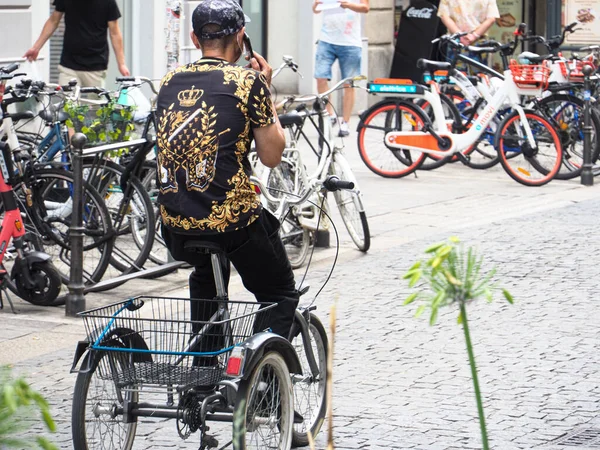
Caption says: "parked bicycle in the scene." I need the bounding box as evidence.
[253,75,370,268]
[0,63,62,309]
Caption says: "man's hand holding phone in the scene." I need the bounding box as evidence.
[246,51,273,87]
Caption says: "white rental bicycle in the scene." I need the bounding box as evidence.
[379,50,563,186]
[252,76,370,268]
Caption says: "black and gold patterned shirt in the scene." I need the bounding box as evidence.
[156,58,275,234]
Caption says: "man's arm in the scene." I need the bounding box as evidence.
[473,18,497,39]
[247,52,285,168]
[23,11,64,61]
[312,0,323,14]
[107,20,130,76]
[439,15,461,34]
[339,0,369,13]
[254,112,286,168]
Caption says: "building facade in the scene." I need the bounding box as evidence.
[1,0,596,96]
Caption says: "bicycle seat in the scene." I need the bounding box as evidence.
[5,111,34,122]
[183,240,223,255]
[279,111,303,128]
[417,59,452,72]
[39,108,69,124]
[526,54,552,64]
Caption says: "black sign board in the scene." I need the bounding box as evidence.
[390,0,440,81]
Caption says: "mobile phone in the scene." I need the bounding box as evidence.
[243,32,255,61]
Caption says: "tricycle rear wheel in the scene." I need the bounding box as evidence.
[232,351,294,450]
[72,349,138,450]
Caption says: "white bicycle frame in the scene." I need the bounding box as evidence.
[386,68,540,156]
[252,76,367,222]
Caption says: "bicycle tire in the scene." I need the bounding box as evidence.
[265,161,313,269]
[496,110,563,186]
[291,313,328,448]
[14,260,62,306]
[330,152,370,252]
[82,159,155,277]
[72,347,138,450]
[535,93,600,180]
[232,351,294,450]
[357,100,428,178]
[24,168,114,284]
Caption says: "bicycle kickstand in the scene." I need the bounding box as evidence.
[0,284,16,314]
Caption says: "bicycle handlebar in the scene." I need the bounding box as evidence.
[116,76,159,95]
[250,174,355,206]
[284,75,367,105]
[432,31,468,45]
[1,63,19,74]
[273,56,303,80]
[323,176,354,192]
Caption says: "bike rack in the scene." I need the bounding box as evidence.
[65,135,184,315]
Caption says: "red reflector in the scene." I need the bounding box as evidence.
[226,357,243,376]
[251,183,261,195]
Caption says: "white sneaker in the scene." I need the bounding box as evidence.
[338,121,350,137]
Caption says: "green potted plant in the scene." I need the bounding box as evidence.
[403,237,514,450]
[0,366,57,450]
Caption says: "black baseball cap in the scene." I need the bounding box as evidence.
[192,0,251,40]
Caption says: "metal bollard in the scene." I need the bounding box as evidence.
[581,64,594,186]
[66,133,87,316]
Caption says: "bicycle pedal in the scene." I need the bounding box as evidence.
[199,434,219,449]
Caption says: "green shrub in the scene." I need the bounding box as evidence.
[0,366,58,450]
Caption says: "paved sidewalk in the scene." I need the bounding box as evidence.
[2,118,600,448]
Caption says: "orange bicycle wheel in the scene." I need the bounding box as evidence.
[497,111,563,186]
[357,101,427,178]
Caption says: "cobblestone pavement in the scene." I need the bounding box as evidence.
[6,192,600,449]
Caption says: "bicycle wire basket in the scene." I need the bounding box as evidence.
[64,99,135,148]
[558,59,597,82]
[509,60,551,90]
[79,296,276,389]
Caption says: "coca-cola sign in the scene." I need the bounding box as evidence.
[406,7,434,19]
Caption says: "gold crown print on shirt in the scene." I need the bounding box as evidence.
[178,86,204,107]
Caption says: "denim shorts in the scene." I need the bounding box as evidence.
[314,41,362,80]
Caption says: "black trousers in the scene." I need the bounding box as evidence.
[162,209,299,339]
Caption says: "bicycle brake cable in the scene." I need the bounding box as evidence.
[266,186,340,308]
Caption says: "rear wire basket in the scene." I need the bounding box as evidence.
[558,59,597,82]
[510,61,551,90]
[79,297,275,389]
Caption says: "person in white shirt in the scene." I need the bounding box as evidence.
[438,0,499,46]
[313,0,369,137]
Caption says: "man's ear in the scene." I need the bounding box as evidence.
[237,27,246,47]
[191,31,201,49]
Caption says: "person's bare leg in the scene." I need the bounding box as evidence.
[342,85,355,123]
[317,78,335,117]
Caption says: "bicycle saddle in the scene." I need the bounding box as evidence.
[183,240,223,254]
[4,110,34,122]
[39,108,69,124]
[279,111,303,128]
[518,52,552,64]
[417,59,452,72]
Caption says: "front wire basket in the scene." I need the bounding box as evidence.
[79,297,276,389]
[510,60,551,91]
